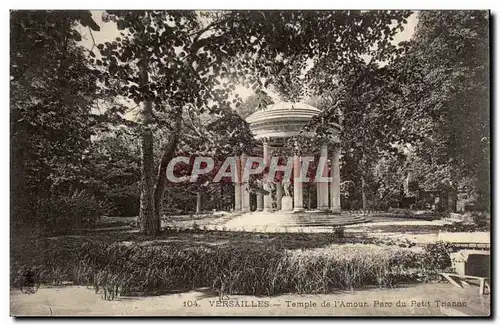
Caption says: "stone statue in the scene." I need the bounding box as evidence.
[263,179,274,192]
[280,180,293,212]
[283,181,291,197]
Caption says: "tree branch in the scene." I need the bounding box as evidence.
[88,26,97,52]
[187,15,231,42]
[186,107,204,138]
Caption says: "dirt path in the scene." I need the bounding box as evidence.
[11,283,489,317]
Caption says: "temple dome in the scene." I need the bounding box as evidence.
[245,102,328,142]
[246,101,322,125]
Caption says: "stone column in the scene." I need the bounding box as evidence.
[293,151,304,212]
[234,183,241,212]
[196,192,202,214]
[263,141,273,212]
[256,191,264,212]
[241,182,250,212]
[276,182,283,211]
[317,143,330,211]
[330,145,341,213]
[240,154,250,212]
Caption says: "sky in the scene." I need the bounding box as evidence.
[78,10,419,108]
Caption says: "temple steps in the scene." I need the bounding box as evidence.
[213,211,372,230]
[287,214,371,227]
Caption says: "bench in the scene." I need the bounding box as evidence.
[440,273,490,295]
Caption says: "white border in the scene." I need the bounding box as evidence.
[1,2,498,326]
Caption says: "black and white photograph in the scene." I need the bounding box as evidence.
[8,8,491,317]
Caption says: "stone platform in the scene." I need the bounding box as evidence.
[206,211,371,233]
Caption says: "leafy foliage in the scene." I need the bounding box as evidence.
[83,127,142,216]
[10,10,489,237]
[296,11,489,211]
[93,10,413,233]
[396,11,490,211]
[33,190,111,235]
[10,10,103,232]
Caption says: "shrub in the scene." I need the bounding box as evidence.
[471,211,490,228]
[332,226,345,238]
[33,190,111,235]
[286,244,434,293]
[422,242,452,270]
[11,238,451,300]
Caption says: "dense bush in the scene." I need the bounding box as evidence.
[287,244,443,292]
[422,242,452,270]
[31,190,111,235]
[332,226,345,238]
[11,236,452,300]
[440,221,489,233]
[471,212,490,228]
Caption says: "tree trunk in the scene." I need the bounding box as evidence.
[11,131,28,234]
[152,109,182,225]
[139,125,157,235]
[220,184,224,211]
[447,185,457,213]
[307,188,312,210]
[138,34,158,235]
[359,152,368,210]
[152,147,168,232]
[361,175,368,210]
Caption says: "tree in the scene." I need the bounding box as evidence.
[236,90,274,119]
[96,10,412,234]
[256,11,413,209]
[10,10,100,231]
[393,11,490,212]
[291,11,490,212]
[83,126,142,216]
[303,59,410,209]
